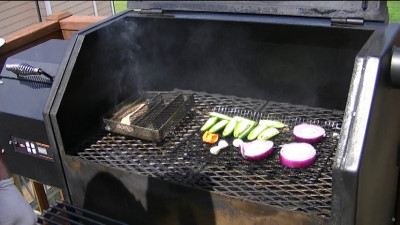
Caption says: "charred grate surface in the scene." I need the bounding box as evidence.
[77,91,343,218]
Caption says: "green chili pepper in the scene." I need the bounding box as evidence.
[200,117,218,132]
[209,120,229,133]
[259,120,286,128]
[234,119,256,139]
[247,124,268,141]
[209,112,232,121]
[257,127,280,140]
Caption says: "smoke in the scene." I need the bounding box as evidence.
[82,14,367,110]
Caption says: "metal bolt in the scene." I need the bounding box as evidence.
[0,80,3,84]
[8,140,12,145]
[1,149,4,154]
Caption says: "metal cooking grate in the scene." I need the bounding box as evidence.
[37,200,128,225]
[77,90,343,218]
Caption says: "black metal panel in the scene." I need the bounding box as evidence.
[128,1,388,23]
[0,40,69,188]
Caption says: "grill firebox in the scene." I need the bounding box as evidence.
[77,91,342,218]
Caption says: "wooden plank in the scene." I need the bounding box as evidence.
[0,20,60,54]
[12,174,22,194]
[46,11,72,21]
[0,16,40,36]
[0,1,27,13]
[59,15,106,31]
[0,2,35,19]
[52,1,92,15]
[31,180,49,213]
[61,30,76,40]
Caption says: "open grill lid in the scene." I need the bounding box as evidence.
[128,1,389,23]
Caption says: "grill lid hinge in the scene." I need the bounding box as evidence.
[139,8,163,15]
[331,18,364,26]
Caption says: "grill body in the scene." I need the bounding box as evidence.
[1,2,400,225]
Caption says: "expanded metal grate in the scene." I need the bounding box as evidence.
[77,90,343,218]
[37,200,128,225]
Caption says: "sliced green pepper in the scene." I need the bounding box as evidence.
[247,124,268,141]
[257,127,280,140]
[209,112,232,121]
[200,117,218,132]
[234,119,256,139]
[222,117,239,136]
[259,120,286,128]
[209,120,229,133]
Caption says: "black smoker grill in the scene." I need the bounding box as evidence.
[1,1,400,225]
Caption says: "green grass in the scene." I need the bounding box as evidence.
[113,1,400,23]
[114,1,127,14]
[388,1,400,23]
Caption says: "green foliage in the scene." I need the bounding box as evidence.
[388,1,400,23]
[114,1,127,14]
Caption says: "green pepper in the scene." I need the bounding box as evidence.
[209,120,229,133]
[247,124,268,141]
[257,127,280,140]
[234,119,256,139]
[222,117,240,136]
[259,120,286,128]
[209,112,232,121]
[200,117,218,132]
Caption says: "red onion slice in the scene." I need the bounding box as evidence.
[239,140,274,161]
[293,123,325,143]
[279,143,316,168]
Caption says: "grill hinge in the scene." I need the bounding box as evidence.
[331,18,364,26]
[139,8,163,15]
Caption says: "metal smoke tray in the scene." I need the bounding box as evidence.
[103,91,194,142]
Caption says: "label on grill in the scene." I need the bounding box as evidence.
[11,136,54,161]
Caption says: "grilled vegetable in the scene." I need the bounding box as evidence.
[259,120,286,128]
[209,112,232,121]
[210,140,229,155]
[293,123,325,143]
[247,124,268,140]
[200,117,218,132]
[209,120,229,133]
[202,131,219,144]
[239,140,274,161]
[257,127,279,140]
[234,119,256,139]
[223,116,241,136]
[279,143,316,168]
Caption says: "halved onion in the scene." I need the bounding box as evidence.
[293,123,325,143]
[279,143,316,168]
[239,140,274,161]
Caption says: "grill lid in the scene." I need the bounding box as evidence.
[128,1,388,23]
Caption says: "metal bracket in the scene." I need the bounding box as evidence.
[139,8,163,15]
[331,18,364,26]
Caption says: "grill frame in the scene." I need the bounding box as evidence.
[42,10,400,225]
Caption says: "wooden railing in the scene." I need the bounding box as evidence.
[0,11,107,69]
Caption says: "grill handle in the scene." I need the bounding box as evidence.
[391,47,400,88]
[5,63,53,82]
